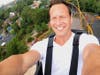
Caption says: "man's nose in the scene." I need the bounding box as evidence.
[56,18,61,25]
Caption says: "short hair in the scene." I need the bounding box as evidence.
[49,0,72,16]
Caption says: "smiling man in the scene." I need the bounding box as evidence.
[0,0,100,75]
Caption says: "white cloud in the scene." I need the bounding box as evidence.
[0,0,14,7]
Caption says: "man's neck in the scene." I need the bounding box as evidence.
[54,31,72,46]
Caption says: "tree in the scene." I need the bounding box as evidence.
[11,23,20,34]
[34,22,48,33]
[21,7,49,34]
[0,9,9,20]
[21,6,34,25]
[0,9,4,26]
[6,37,28,57]
[24,0,33,5]
[0,19,4,27]
[78,0,99,13]
[15,0,27,14]
[0,47,6,61]
[34,8,49,25]
[66,0,100,14]
[95,1,100,14]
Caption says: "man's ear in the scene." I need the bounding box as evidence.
[48,22,51,28]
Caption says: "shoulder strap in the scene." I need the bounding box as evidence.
[44,34,55,75]
[69,33,82,75]
[35,61,43,75]
[34,34,55,75]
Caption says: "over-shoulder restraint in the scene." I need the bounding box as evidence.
[34,34,55,75]
[69,31,82,75]
[35,61,43,75]
[44,34,55,75]
[35,30,83,75]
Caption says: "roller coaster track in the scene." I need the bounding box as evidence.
[67,0,94,34]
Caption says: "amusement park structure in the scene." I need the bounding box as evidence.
[67,0,94,34]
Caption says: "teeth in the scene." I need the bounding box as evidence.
[56,27,63,31]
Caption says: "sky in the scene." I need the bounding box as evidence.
[0,0,14,7]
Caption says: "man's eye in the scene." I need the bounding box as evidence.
[52,17,56,20]
[60,16,66,18]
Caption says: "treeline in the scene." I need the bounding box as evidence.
[70,0,100,15]
[0,0,49,60]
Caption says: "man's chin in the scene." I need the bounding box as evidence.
[55,33,66,37]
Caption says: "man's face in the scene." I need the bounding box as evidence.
[49,4,72,36]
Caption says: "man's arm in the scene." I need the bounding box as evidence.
[0,50,40,75]
[82,44,100,75]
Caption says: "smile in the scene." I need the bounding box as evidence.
[56,26,64,31]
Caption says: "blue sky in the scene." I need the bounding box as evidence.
[0,0,14,7]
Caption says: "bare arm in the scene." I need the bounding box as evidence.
[82,44,100,75]
[0,50,40,75]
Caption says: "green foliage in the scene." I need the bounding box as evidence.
[40,0,50,8]
[16,1,26,12]
[67,0,100,14]
[0,8,4,17]
[27,36,34,42]
[21,7,49,25]
[21,7,49,34]
[16,28,26,39]
[26,25,34,34]
[6,37,28,57]
[10,16,19,23]
[95,1,100,14]
[24,0,33,5]
[34,22,48,33]
[0,0,50,60]
[0,19,4,26]
[0,47,6,61]
[33,8,49,25]
[21,6,34,25]
[11,23,20,34]
[77,0,100,14]
[0,9,9,20]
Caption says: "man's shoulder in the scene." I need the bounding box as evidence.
[34,38,49,46]
[80,33,98,41]
[79,33,99,50]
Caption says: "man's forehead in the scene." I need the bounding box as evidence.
[49,3,69,14]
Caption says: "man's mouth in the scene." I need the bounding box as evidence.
[56,27,64,31]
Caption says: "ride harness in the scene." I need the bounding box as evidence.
[35,30,84,75]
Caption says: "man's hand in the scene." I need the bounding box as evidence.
[0,50,40,75]
[82,44,100,75]
[0,54,23,75]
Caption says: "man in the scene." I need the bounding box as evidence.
[0,0,100,75]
